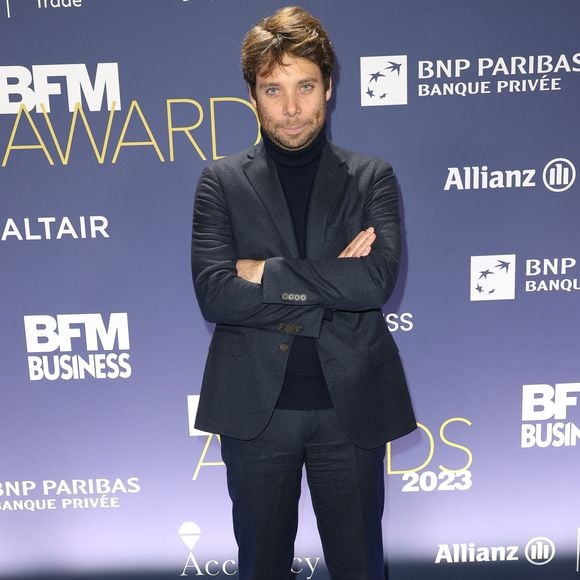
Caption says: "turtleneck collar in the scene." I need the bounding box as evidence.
[261,124,327,168]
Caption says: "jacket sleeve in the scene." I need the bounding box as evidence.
[262,161,401,311]
[191,164,325,337]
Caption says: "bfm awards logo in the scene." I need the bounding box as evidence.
[24,312,131,381]
[470,254,580,300]
[521,382,580,448]
[360,56,407,106]
[0,62,260,166]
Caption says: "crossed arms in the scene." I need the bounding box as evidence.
[235,226,376,282]
[191,160,401,337]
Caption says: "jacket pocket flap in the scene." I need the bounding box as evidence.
[368,334,398,368]
[209,328,244,356]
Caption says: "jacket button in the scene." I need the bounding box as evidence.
[279,343,290,352]
[300,294,307,301]
[295,324,303,333]
[282,293,289,300]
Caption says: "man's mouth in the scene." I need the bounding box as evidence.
[280,125,306,135]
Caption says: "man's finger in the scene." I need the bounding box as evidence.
[343,228,373,255]
[338,232,373,258]
[338,227,375,258]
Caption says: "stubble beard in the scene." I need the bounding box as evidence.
[257,104,326,151]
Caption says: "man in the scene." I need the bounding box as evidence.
[191,6,416,580]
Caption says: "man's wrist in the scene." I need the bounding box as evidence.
[236,259,265,284]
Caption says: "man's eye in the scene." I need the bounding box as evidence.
[300,84,314,92]
[265,87,279,96]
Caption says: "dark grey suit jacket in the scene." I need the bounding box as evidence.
[191,140,416,448]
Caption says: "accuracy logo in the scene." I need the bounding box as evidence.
[179,521,319,577]
[470,254,516,301]
[360,56,407,106]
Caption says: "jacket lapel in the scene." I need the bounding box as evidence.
[243,143,300,258]
[306,143,349,259]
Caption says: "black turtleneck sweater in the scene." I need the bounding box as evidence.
[262,128,333,410]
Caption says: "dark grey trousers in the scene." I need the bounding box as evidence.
[221,409,386,580]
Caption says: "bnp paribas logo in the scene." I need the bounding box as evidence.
[470,254,516,301]
[360,55,407,106]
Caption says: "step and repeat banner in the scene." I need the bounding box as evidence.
[1,1,579,578]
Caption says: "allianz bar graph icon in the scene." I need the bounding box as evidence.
[530,540,550,561]
[526,537,555,565]
[549,162,571,186]
[544,158,576,192]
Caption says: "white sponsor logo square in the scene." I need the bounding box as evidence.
[360,55,407,106]
[470,254,516,301]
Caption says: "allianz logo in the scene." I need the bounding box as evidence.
[444,158,575,193]
[435,537,555,566]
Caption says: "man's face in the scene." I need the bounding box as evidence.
[250,55,332,151]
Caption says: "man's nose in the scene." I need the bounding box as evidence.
[283,94,300,117]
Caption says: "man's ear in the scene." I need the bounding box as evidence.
[325,77,333,102]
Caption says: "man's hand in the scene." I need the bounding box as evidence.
[236,259,265,284]
[338,227,376,258]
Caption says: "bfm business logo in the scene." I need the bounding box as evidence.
[470,254,580,301]
[179,521,320,578]
[361,52,580,105]
[521,382,580,448]
[24,313,131,381]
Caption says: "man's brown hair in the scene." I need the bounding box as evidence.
[241,6,335,94]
